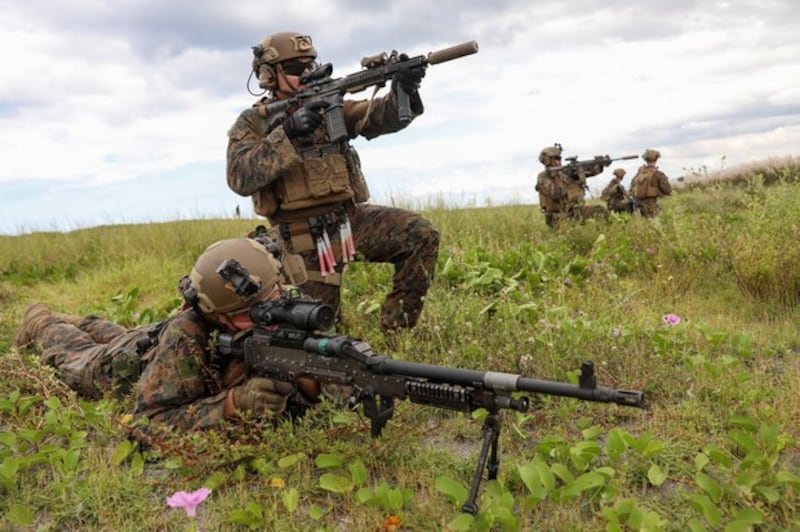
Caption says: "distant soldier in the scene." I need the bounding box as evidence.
[601,168,633,213]
[535,144,606,228]
[630,149,672,217]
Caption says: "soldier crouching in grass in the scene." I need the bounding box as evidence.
[13,238,322,433]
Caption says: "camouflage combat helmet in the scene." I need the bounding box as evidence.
[252,32,317,90]
[643,149,661,162]
[183,238,284,315]
[539,145,563,165]
[613,168,626,178]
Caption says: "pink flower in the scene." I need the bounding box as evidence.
[167,487,211,517]
[662,313,681,327]
[564,277,572,285]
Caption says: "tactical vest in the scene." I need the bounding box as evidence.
[632,166,660,200]
[251,107,370,219]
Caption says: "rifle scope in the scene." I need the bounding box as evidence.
[249,299,335,331]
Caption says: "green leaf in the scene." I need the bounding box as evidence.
[754,485,780,504]
[355,487,374,504]
[648,464,667,486]
[728,429,757,454]
[315,453,343,469]
[560,471,606,499]
[581,425,604,440]
[308,504,325,520]
[278,452,306,469]
[447,513,475,531]
[0,457,19,481]
[63,448,81,471]
[228,509,259,526]
[110,440,133,466]
[318,472,353,494]
[704,446,732,467]
[130,452,144,476]
[349,459,368,486]
[249,457,273,476]
[691,494,721,527]
[696,472,722,503]
[6,503,33,527]
[605,429,627,462]
[435,476,468,504]
[727,414,758,432]
[777,469,800,488]
[0,432,18,449]
[550,463,574,483]
[281,487,299,513]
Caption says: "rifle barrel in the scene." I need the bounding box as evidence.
[428,41,479,65]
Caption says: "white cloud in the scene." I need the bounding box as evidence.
[1,0,799,233]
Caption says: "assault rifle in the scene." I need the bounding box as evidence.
[265,41,479,144]
[218,295,644,514]
[549,154,639,181]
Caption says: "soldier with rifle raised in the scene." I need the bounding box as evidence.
[226,31,478,335]
[535,143,637,228]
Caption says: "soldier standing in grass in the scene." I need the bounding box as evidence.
[535,144,606,228]
[13,238,320,432]
[630,149,672,217]
[225,31,439,335]
[601,168,633,214]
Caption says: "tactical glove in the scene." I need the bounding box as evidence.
[232,377,294,416]
[391,62,425,95]
[283,103,324,138]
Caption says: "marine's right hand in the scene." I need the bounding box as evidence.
[283,102,326,138]
[232,377,294,416]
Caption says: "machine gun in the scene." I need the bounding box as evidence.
[549,154,639,181]
[218,294,644,514]
[264,41,479,144]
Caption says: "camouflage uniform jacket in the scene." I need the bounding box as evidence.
[601,178,629,211]
[135,309,241,431]
[536,163,603,213]
[226,90,423,222]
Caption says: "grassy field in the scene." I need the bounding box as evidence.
[1,169,799,531]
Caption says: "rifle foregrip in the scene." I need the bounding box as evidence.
[427,41,479,65]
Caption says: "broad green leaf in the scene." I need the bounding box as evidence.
[754,485,780,504]
[605,429,627,461]
[447,513,475,531]
[776,470,800,488]
[6,503,33,527]
[581,425,604,440]
[227,509,259,526]
[704,446,732,467]
[647,464,667,487]
[696,472,722,502]
[550,463,574,483]
[130,452,144,477]
[435,476,467,504]
[0,432,16,448]
[727,414,758,432]
[691,494,721,527]
[687,518,707,532]
[110,440,133,466]
[0,458,20,481]
[356,487,374,504]
[308,504,325,520]
[63,448,81,471]
[282,487,299,513]
[315,453,343,469]
[561,471,606,499]
[728,429,757,454]
[318,472,353,493]
[387,488,406,511]
[278,452,306,469]
[249,457,273,476]
[349,459,368,486]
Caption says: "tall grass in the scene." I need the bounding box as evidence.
[1,175,799,530]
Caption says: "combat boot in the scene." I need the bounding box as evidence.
[13,304,53,348]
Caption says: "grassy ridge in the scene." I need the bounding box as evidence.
[1,173,799,530]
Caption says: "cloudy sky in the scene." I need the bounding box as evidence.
[2,0,798,235]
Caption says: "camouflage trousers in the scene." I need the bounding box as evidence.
[33,315,145,399]
[636,198,661,218]
[296,203,439,333]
